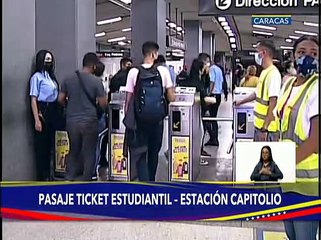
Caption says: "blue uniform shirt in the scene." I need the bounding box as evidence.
[209,65,224,94]
[30,71,58,102]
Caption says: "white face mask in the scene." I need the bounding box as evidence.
[288,67,297,75]
[254,52,263,66]
[206,62,211,67]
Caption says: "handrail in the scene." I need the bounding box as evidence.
[202,117,233,122]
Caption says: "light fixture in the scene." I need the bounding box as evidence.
[218,17,226,22]
[303,21,319,27]
[221,21,228,26]
[118,41,127,46]
[253,30,273,36]
[280,46,294,50]
[228,32,234,37]
[108,36,126,43]
[166,18,169,23]
[95,32,106,38]
[226,30,232,34]
[119,0,131,4]
[122,28,132,32]
[128,40,131,44]
[109,0,131,11]
[294,30,318,36]
[285,38,292,43]
[252,44,257,48]
[252,25,277,31]
[176,26,183,31]
[223,26,231,30]
[230,37,236,43]
[289,35,300,40]
[231,43,237,48]
[97,16,122,26]
[168,22,176,28]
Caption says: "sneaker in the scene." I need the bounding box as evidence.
[201,150,211,157]
[200,159,209,166]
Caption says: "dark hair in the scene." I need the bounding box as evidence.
[293,35,319,53]
[155,55,166,64]
[83,52,99,68]
[95,61,105,77]
[142,41,159,57]
[189,59,204,81]
[120,57,132,68]
[282,60,293,74]
[198,53,211,62]
[33,49,58,85]
[257,40,276,57]
[260,145,274,163]
[214,54,221,64]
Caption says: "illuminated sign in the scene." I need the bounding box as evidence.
[166,36,186,51]
[97,52,125,58]
[252,15,292,25]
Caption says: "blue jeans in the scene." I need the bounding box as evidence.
[254,128,279,142]
[284,221,319,240]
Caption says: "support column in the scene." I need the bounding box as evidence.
[35,0,96,81]
[202,31,212,58]
[131,0,167,64]
[211,34,216,61]
[184,20,202,70]
[2,0,36,180]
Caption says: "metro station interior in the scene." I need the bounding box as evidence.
[2,0,319,239]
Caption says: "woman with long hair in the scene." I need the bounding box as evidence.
[276,35,319,240]
[29,50,61,181]
[239,65,259,88]
[250,145,283,181]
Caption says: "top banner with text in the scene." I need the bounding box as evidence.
[199,0,319,15]
[1,182,320,221]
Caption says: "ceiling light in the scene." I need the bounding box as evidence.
[109,0,131,11]
[228,32,234,37]
[253,25,277,31]
[226,30,232,34]
[168,22,176,28]
[166,19,169,23]
[230,37,236,43]
[108,36,126,42]
[221,21,228,26]
[122,28,132,32]
[280,46,294,50]
[252,44,257,48]
[118,41,127,46]
[97,16,122,25]
[95,32,106,38]
[223,26,231,30]
[253,30,273,36]
[289,35,300,40]
[119,0,131,4]
[231,44,237,48]
[303,21,319,27]
[128,40,131,44]
[176,26,183,31]
[218,17,226,22]
[294,30,318,36]
[285,38,292,43]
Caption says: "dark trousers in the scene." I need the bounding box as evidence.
[66,120,98,181]
[208,94,222,141]
[201,105,211,150]
[34,102,60,181]
[129,121,164,181]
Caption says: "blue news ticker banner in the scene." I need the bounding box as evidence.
[1,182,320,221]
[252,15,292,25]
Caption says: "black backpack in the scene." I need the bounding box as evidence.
[134,66,167,123]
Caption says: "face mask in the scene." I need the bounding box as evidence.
[254,52,263,66]
[296,55,319,78]
[206,62,211,67]
[44,62,53,71]
[287,67,297,76]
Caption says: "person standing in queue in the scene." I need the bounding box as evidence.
[108,57,133,102]
[275,36,319,240]
[281,60,297,87]
[239,65,259,88]
[58,53,107,181]
[30,50,61,181]
[123,41,175,181]
[235,40,282,142]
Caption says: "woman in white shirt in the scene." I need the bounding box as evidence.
[276,35,319,240]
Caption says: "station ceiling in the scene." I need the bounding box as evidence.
[96,0,319,54]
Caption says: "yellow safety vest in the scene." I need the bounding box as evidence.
[277,73,319,196]
[254,66,279,132]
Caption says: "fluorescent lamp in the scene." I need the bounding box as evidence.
[303,21,319,27]
[252,44,257,48]
[221,21,228,26]
[108,36,126,43]
[253,30,273,36]
[119,0,131,4]
[253,25,276,31]
[231,44,237,48]
[226,30,232,34]
[230,37,236,43]
[97,16,122,25]
[128,40,131,44]
[280,46,294,50]
[294,30,318,36]
[166,19,169,23]
[218,17,226,22]
[122,28,132,32]
[289,35,300,40]
[176,26,183,31]
[228,32,234,37]
[285,38,292,43]
[223,26,231,30]
[95,32,106,38]
[118,41,127,46]
[168,22,176,28]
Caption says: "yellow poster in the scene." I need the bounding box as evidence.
[263,231,288,240]
[171,136,190,181]
[111,133,128,176]
[55,131,69,173]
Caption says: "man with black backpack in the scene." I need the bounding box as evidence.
[124,41,175,181]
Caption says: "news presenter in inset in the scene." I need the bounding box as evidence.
[275,35,319,240]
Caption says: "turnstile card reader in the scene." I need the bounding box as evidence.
[169,87,202,182]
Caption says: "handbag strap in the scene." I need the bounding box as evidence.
[75,70,96,108]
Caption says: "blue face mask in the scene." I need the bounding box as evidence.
[296,55,319,78]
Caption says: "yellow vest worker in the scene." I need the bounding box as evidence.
[277,74,319,196]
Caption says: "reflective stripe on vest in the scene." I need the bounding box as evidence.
[277,74,319,196]
[254,67,278,131]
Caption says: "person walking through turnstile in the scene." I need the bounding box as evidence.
[235,40,282,142]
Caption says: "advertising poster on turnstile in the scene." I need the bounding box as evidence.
[110,133,128,176]
[55,131,69,173]
[171,136,190,181]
